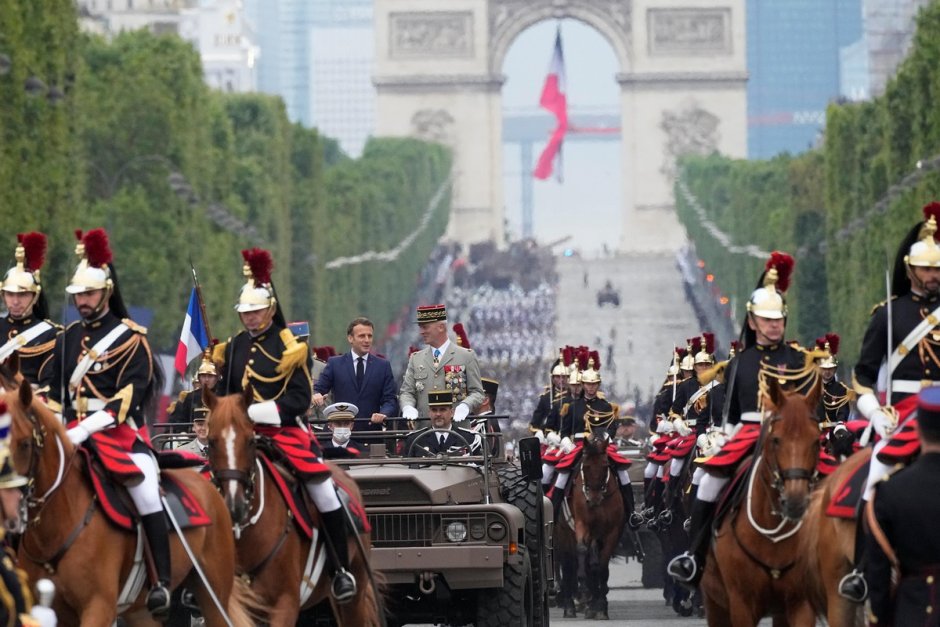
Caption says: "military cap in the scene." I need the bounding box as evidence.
[416,304,447,323]
[917,387,940,430]
[323,402,359,422]
[428,390,454,407]
[482,378,499,402]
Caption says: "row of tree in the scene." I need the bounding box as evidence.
[0,3,451,354]
[676,1,940,365]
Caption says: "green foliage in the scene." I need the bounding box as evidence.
[0,20,451,359]
[677,1,940,365]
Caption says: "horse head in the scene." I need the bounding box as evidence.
[203,384,256,527]
[579,431,614,508]
[761,376,822,521]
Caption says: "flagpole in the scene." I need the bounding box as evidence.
[190,263,214,345]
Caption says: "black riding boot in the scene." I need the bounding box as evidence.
[838,500,869,603]
[550,485,566,520]
[142,512,172,620]
[666,499,717,586]
[642,478,652,507]
[321,508,358,604]
[620,483,642,529]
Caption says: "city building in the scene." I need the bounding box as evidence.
[864,0,931,96]
[179,1,259,93]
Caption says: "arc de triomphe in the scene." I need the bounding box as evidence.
[373,0,747,251]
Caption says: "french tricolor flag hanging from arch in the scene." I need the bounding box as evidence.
[174,287,210,377]
[533,27,568,181]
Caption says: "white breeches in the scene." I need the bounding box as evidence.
[554,471,570,491]
[656,464,665,479]
[644,462,658,479]
[306,476,342,513]
[670,457,686,478]
[617,469,631,486]
[692,466,706,486]
[864,438,894,501]
[542,463,556,485]
[696,473,729,503]
[127,452,162,516]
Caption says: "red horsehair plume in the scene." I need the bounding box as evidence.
[576,347,590,371]
[18,232,47,272]
[241,248,273,285]
[702,332,715,355]
[687,337,700,352]
[825,332,840,356]
[766,251,794,293]
[923,201,940,225]
[676,347,688,360]
[74,229,83,242]
[82,228,113,268]
[453,323,471,349]
[562,345,574,367]
[589,350,601,370]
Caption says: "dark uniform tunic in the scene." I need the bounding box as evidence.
[559,394,612,439]
[169,388,209,425]
[652,377,684,431]
[530,386,564,432]
[817,378,852,424]
[669,376,725,435]
[0,315,60,390]
[866,453,940,627]
[0,540,35,627]
[46,311,154,450]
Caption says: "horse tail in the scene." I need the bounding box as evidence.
[226,576,265,627]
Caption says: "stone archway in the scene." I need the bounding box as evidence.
[373,0,746,251]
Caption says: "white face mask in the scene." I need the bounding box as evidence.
[333,427,352,444]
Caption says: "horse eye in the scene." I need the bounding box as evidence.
[771,436,781,447]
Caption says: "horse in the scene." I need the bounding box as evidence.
[552,497,579,618]
[202,386,383,627]
[798,447,871,627]
[700,379,821,627]
[3,376,255,627]
[568,431,625,620]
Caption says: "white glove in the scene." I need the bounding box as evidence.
[453,403,470,422]
[560,436,575,454]
[546,431,561,448]
[870,409,893,438]
[533,429,545,444]
[30,606,57,627]
[402,406,419,420]
[857,393,894,439]
[66,425,90,446]
[673,418,692,437]
[655,419,673,435]
[247,400,280,425]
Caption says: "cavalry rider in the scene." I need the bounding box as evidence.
[840,202,940,602]
[548,357,641,529]
[814,333,852,425]
[0,232,60,389]
[214,248,357,603]
[667,251,816,586]
[643,348,684,511]
[46,228,171,618]
[537,348,581,494]
[530,350,568,441]
[169,350,219,427]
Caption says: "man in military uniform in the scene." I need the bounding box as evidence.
[214,248,357,603]
[0,232,60,389]
[168,351,218,427]
[814,333,852,425]
[866,386,940,626]
[176,413,209,458]
[841,202,940,601]
[530,351,568,439]
[45,228,171,618]
[321,403,368,459]
[668,252,814,586]
[538,352,582,494]
[403,391,481,456]
[399,304,484,422]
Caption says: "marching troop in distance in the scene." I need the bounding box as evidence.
[2,203,940,624]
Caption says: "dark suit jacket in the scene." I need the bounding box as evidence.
[402,427,481,457]
[314,352,399,431]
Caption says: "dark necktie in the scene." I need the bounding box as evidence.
[439,433,447,447]
[356,356,364,387]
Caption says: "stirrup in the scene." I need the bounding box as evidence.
[667,552,698,584]
[628,511,644,530]
[146,583,172,619]
[331,568,358,604]
[837,569,868,603]
[659,509,674,527]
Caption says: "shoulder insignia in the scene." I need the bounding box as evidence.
[212,340,228,366]
[869,295,898,316]
[596,391,606,399]
[122,318,147,334]
[176,390,190,402]
[44,318,64,331]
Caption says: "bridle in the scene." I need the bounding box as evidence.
[579,438,613,506]
[207,420,262,535]
[16,402,73,520]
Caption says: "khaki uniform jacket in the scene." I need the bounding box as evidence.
[177,438,208,458]
[399,342,484,418]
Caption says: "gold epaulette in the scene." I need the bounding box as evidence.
[699,361,727,385]
[596,391,606,399]
[176,390,190,402]
[212,339,228,366]
[851,372,874,396]
[870,295,898,316]
[803,348,829,370]
[611,402,620,418]
[276,328,308,374]
[122,318,147,334]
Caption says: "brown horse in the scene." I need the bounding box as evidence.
[798,447,870,627]
[700,379,821,627]
[569,432,625,620]
[203,387,383,627]
[3,378,255,627]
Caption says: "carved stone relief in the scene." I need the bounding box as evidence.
[648,8,731,55]
[660,99,720,182]
[411,109,457,146]
[390,12,474,59]
[489,0,631,54]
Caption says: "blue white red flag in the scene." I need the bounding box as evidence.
[174,287,209,376]
[534,28,568,181]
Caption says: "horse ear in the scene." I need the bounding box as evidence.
[242,383,254,410]
[18,377,32,409]
[203,385,217,411]
[6,352,20,381]
[764,376,786,413]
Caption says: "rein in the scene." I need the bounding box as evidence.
[579,442,614,505]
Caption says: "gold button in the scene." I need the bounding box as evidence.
[928,606,933,614]
[248,359,254,365]
[250,347,257,353]
[9,330,16,336]
[928,575,935,584]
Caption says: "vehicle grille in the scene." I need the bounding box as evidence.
[368,513,435,547]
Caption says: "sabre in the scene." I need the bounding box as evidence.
[885,264,893,405]
[671,345,678,404]
[161,496,235,627]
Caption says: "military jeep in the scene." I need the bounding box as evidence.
[336,430,553,627]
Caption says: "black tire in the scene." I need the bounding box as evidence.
[638,529,665,588]
[475,549,532,627]
[497,465,550,626]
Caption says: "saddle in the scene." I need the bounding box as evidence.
[825,459,868,520]
[712,456,754,531]
[81,437,211,532]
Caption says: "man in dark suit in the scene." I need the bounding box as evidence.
[312,317,398,431]
[866,386,940,626]
[403,391,481,457]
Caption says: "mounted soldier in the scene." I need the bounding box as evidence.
[0,232,60,390]
[643,347,685,512]
[529,349,568,440]
[45,228,171,618]
[814,333,852,425]
[168,350,218,427]
[214,248,357,603]
[538,346,582,494]
[667,251,817,586]
[840,201,940,602]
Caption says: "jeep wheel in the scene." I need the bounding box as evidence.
[475,549,533,626]
[497,465,550,626]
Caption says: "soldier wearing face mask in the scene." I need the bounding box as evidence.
[322,403,368,459]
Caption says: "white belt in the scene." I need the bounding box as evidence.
[891,380,931,394]
[740,411,762,423]
[71,398,107,412]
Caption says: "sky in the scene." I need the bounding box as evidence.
[501,19,623,254]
